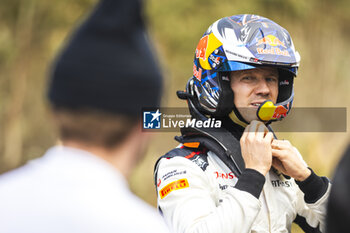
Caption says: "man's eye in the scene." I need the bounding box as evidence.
[242,76,253,81]
[266,77,278,82]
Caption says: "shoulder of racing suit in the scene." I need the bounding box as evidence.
[153,125,245,186]
[153,146,209,186]
[161,147,209,171]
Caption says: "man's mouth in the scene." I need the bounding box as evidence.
[250,102,264,107]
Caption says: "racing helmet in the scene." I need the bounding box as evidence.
[177,14,300,123]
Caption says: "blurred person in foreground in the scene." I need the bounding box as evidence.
[0,0,170,233]
[326,144,350,233]
[154,14,330,233]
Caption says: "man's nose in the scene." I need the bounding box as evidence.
[255,80,270,96]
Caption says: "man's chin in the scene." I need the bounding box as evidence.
[237,108,259,123]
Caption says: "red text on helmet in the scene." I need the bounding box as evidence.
[193,63,202,81]
[195,35,209,61]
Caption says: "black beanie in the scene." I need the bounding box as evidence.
[48,0,163,116]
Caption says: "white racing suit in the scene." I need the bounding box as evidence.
[154,127,330,233]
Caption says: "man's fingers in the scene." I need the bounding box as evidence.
[241,124,250,143]
[244,124,251,133]
[271,148,286,160]
[246,120,267,140]
[272,157,282,168]
[256,123,268,139]
[246,121,258,141]
[249,120,259,132]
[272,157,286,173]
[271,139,290,149]
[242,120,271,147]
[264,131,274,143]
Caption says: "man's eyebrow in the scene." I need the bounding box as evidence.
[234,69,278,77]
[237,70,253,76]
[266,72,278,77]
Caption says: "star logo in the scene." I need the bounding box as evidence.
[143,109,162,129]
[150,109,162,122]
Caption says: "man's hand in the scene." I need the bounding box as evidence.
[271,140,311,181]
[240,120,274,176]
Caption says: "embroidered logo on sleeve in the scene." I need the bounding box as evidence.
[159,179,189,199]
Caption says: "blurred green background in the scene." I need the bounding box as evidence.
[0,0,349,232]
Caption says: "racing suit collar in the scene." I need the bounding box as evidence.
[217,116,245,140]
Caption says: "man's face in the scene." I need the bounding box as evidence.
[230,67,279,123]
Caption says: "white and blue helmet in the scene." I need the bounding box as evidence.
[178,14,300,122]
